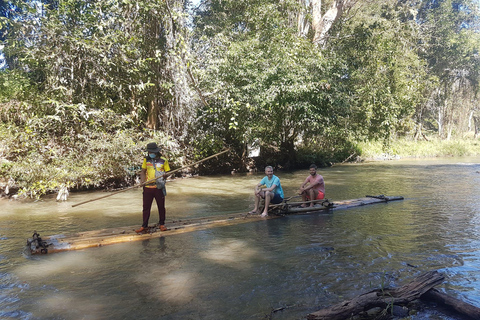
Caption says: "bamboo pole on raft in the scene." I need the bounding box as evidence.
[72,149,230,208]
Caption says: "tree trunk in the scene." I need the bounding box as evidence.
[311,0,322,43]
[414,122,422,141]
[280,139,296,169]
[468,110,473,132]
[312,0,348,47]
[147,100,159,129]
[437,102,444,138]
[474,116,480,138]
[296,0,310,37]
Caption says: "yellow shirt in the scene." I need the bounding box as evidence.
[142,157,170,188]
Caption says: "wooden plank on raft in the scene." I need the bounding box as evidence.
[284,195,404,214]
[27,195,404,255]
[27,212,272,255]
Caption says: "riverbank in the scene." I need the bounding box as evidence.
[358,137,480,161]
[2,131,479,199]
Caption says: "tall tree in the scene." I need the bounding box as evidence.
[2,0,194,135]
[326,1,431,141]
[418,0,480,139]
[192,0,350,167]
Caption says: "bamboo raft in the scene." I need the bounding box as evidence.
[27,195,403,255]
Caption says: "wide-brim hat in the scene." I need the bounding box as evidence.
[146,142,161,153]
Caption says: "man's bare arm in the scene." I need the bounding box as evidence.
[262,184,276,192]
[140,168,147,184]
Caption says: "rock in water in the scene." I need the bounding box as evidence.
[56,185,69,201]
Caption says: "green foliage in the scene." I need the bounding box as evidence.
[296,136,361,167]
[1,0,480,198]
[0,101,181,198]
[192,0,350,168]
[328,1,429,141]
[3,0,188,131]
[190,0,480,168]
[0,70,34,102]
[417,0,480,138]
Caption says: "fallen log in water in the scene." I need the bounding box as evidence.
[422,288,480,319]
[307,271,444,320]
[307,271,480,320]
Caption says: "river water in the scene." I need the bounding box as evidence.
[1,157,480,319]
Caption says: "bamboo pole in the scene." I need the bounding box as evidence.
[284,198,329,206]
[72,149,230,208]
[268,197,326,208]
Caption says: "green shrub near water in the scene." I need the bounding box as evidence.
[0,101,182,199]
[296,136,362,167]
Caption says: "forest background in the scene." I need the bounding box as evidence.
[1,0,480,198]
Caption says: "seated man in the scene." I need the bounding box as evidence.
[298,164,325,207]
[249,166,284,217]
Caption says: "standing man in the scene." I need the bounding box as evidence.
[298,164,325,208]
[136,142,170,233]
[249,166,284,217]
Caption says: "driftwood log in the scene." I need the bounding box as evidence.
[422,288,480,319]
[307,271,480,320]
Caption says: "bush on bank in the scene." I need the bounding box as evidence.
[2,100,479,199]
[0,101,181,199]
[0,108,356,199]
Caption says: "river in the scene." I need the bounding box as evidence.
[1,157,480,319]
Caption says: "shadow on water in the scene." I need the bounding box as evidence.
[1,157,480,319]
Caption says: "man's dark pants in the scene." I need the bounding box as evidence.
[142,187,165,228]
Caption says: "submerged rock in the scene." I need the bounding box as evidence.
[56,185,69,201]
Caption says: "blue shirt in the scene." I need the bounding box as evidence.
[260,175,284,199]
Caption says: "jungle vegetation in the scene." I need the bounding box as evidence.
[1,0,480,198]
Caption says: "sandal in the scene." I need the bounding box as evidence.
[135,227,146,233]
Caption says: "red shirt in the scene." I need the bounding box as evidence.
[304,174,325,194]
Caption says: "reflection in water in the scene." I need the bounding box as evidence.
[199,239,259,269]
[1,157,480,319]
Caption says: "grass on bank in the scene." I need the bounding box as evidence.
[358,136,480,159]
